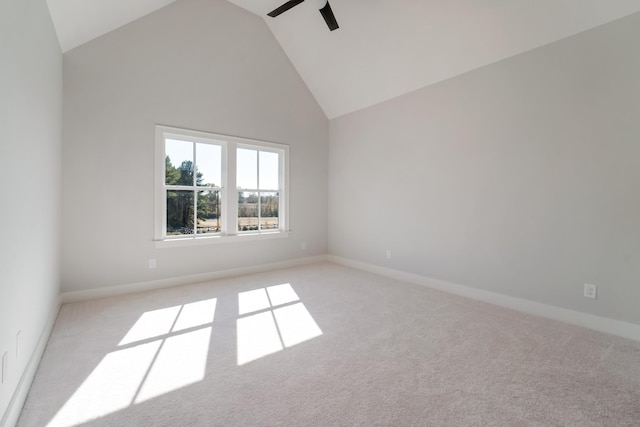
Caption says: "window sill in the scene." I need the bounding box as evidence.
[154,231,290,248]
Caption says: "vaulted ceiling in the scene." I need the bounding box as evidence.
[46,0,640,118]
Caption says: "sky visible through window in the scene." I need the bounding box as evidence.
[165,139,279,190]
[165,139,221,187]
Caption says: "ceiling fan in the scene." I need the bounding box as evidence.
[267,0,339,31]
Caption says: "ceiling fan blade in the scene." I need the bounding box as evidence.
[267,0,305,17]
[319,1,339,31]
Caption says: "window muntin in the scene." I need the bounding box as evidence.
[156,126,288,244]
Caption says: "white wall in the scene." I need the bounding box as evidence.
[329,12,640,326]
[61,0,329,292]
[0,0,62,423]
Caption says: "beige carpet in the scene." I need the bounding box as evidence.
[17,262,640,426]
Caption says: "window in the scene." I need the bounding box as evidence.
[164,138,223,237]
[155,126,289,246]
[237,148,280,232]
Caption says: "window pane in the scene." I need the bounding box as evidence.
[237,148,257,189]
[196,143,221,187]
[260,192,279,230]
[259,151,279,190]
[196,190,221,234]
[238,191,258,232]
[166,190,194,235]
[165,139,194,185]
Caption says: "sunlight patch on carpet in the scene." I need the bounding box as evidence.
[238,288,271,315]
[237,284,322,365]
[266,283,300,306]
[237,311,284,365]
[46,284,322,425]
[135,327,212,403]
[48,298,217,426]
[47,341,162,427]
[119,306,181,345]
[173,298,217,331]
[273,303,322,347]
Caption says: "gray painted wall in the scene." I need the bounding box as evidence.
[62,0,329,292]
[329,12,640,325]
[0,0,62,421]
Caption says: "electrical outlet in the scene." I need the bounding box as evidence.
[386,249,392,260]
[584,283,597,299]
[301,242,307,250]
[2,352,7,384]
[148,258,157,269]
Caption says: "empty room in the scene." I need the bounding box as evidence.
[2,0,640,425]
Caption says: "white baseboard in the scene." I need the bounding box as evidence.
[328,255,640,342]
[0,298,61,427]
[61,255,328,304]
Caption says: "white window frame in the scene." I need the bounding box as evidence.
[154,125,289,247]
